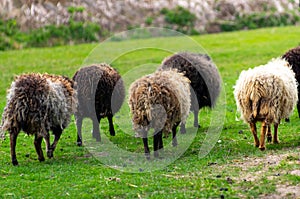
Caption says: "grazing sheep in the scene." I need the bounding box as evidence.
[73,63,125,146]
[128,69,191,159]
[158,52,221,133]
[234,58,298,150]
[0,73,76,165]
[282,46,300,118]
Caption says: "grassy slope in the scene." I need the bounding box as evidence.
[0,26,300,198]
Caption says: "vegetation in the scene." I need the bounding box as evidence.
[0,26,300,198]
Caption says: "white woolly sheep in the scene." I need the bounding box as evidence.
[0,73,76,165]
[234,58,298,150]
[158,52,221,133]
[128,69,191,159]
[73,63,125,145]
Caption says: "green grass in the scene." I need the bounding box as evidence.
[1,26,300,198]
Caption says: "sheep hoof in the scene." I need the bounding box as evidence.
[273,140,280,144]
[39,157,45,162]
[172,141,178,147]
[180,128,186,134]
[77,141,82,146]
[259,146,265,151]
[145,153,150,160]
[47,150,53,158]
[194,124,200,128]
[110,129,115,136]
[267,136,272,143]
[12,159,19,166]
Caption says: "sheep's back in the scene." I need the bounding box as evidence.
[160,52,221,110]
[1,73,75,136]
[73,64,125,118]
[234,59,298,123]
[129,70,190,135]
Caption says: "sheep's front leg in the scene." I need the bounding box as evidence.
[273,123,280,144]
[172,122,179,147]
[142,131,150,160]
[259,121,267,151]
[249,122,259,147]
[297,102,300,118]
[107,114,115,136]
[10,128,20,166]
[76,116,83,146]
[34,135,45,162]
[267,125,272,143]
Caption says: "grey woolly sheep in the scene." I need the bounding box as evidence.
[282,46,300,118]
[73,63,125,145]
[234,58,298,150]
[0,73,76,165]
[158,52,221,133]
[128,69,191,159]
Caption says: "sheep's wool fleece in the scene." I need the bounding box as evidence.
[1,73,76,137]
[160,52,221,109]
[128,70,191,135]
[73,63,125,118]
[234,58,298,124]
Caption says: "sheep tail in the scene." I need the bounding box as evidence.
[250,81,262,120]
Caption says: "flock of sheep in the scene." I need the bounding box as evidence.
[0,46,300,165]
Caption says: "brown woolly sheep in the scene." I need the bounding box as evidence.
[282,46,300,118]
[234,58,298,150]
[0,73,76,165]
[73,63,125,145]
[159,52,221,133]
[128,70,191,159]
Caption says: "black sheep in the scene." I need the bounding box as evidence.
[282,46,300,118]
[73,63,125,145]
[159,52,221,132]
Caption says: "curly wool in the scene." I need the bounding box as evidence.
[234,58,298,124]
[1,73,76,137]
[159,52,221,111]
[73,63,125,119]
[128,69,191,136]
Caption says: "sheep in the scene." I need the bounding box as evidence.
[282,46,300,118]
[234,58,298,150]
[73,63,125,146]
[128,69,191,159]
[158,52,221,133]
[0,73,76,165]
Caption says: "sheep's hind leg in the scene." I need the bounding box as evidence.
[34,135,45,162]
[43,132,54,158]
[142,131,150,160]
[92,116,101,142]
[267,125,272,143]
[76,116,83,146]
[193,109,200,128]
[107,114,115,136]
[259,121,267,151]
[10,128,20,166]
[172,122,179,147]
[51,128,62,152]
[273,123,280,144]
[249,122,259,147]
[180,123,186,134]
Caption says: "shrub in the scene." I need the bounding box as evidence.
[161,6,197,35]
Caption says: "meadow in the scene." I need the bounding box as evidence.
[0,26,300,198]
